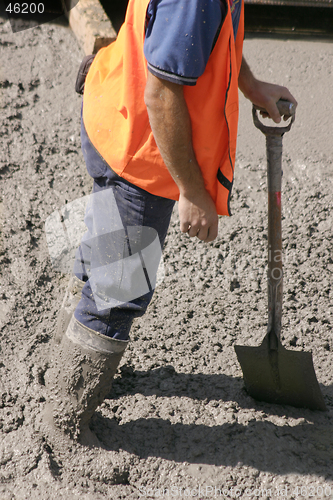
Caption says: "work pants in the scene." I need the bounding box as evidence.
[73,119,175,340]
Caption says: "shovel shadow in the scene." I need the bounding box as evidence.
[92,367,333,477]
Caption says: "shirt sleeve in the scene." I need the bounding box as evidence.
[144,0,224,86]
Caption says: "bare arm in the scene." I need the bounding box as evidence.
[144,71,218,242]
[238,57,297,123]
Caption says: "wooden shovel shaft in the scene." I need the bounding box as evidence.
[252,99,296,348]
[266,134,283,348]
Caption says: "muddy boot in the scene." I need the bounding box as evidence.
[54,275,85,345]
[45,315,128,441]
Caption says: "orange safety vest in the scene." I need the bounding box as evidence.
[83,0,244,215]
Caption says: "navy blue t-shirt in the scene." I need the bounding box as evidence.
[144,0,242,86]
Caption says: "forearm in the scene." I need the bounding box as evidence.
[144,71,218,242]
[144,72,205,197]
[238,56,257,102]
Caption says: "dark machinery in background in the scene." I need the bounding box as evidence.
[99,0,333,38]
[1,0,332,37]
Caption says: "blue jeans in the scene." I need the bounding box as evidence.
[73,119,175,340]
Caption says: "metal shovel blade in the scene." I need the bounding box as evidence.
[235,335,327,411]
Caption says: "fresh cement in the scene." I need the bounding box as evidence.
[0,13,333,500]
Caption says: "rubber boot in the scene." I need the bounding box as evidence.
[54,275,85,345]
[45,315,128,441]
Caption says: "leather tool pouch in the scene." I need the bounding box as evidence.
[75,55,95,95]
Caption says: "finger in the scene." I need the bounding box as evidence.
[204,223,218,243]
[180,221,191,233]
[188,224,200,238]
[265,101,281,124]
[196,226,209,241]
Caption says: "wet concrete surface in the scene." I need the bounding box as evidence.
[0,12,332,500]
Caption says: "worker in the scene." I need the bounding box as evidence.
[45,0,297,441]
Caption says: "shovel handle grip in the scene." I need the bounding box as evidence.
[254,100,296,118]
[253,99,296,136]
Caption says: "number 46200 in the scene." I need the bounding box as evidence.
[6,3,45,14]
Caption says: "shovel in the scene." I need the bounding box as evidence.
[234,100,326,411]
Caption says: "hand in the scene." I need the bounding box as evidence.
[249,80,298,124]
[178,190,218,242]
[238,57,298,124]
